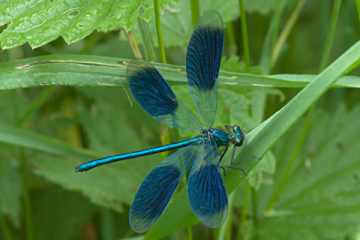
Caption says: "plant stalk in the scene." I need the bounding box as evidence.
[319,0,342,70]
[153,0,167,63]
[190,0,200,28]
[238,0,250,66]
[272,0,306,65]
[0,216,12,240]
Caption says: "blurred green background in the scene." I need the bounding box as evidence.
[0,0,360,239]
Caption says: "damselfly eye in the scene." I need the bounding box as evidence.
[232,125,245,146]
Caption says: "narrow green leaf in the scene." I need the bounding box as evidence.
[138,17,156,61]
[0,123,98,159]
[0,55,360,90]
[238,0,251,66]
[153,0,167,63]
[146,41,360,239]
[319,0,342,70]
[236,41,360,172]
[0,157,22,226]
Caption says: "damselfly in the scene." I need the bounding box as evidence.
[76,13,245,233]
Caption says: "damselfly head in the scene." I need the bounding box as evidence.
[229,125,245,146]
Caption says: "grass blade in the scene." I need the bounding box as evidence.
[0,123,98,159]
[235,40,360,173]
[0,55,360,90]
[147,40,360,239]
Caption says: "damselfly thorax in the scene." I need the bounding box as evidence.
[201,125,245,147]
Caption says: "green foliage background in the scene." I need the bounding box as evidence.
[0,0,360,239]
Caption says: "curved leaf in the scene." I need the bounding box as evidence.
[0,0,175,49]
[0,55,360,90]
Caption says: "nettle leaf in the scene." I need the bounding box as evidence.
[31,87,163,212]
[0,0,176,49]
[256,105,360,239]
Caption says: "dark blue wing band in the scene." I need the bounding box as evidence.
[129,67,178,117]
[129,164,181,233]
[188,164,228,227]
[186,26,224,90]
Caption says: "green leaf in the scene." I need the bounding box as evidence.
[356,0,360,22]
[28,88,163,212]
[0,0,175,49]
[0,88,162,215]
[248,151,276,189]
[255,105,360,239]
[236,41,360,172]
[0,156,22,226]
[0,90,35,227]
[0,123,97,159]
[0,55,360,90]
[33,188,95,240]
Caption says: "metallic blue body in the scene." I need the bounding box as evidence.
[76,136,203,172]
[206,128,230,146]
[76,13,246,233]
[76,128,236,172]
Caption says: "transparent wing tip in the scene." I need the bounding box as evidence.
[198,207,228,228]
[199,11,224,29]
[129,215,151,233]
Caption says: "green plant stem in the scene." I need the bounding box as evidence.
[272,0,306,65]
[15,88,35,240]
[259,0,287,73]
[238,0,250,66]
[217,192,234,240]
[226,22,237,56]
[356,0,360,22]
[187,227,192,240]
[100,209,115,240]
[250,188,258,237]
[0,216,12,240]
[153,0,167,63]
[20,151,33,240]
[319,0,342,70]
[138,17,156,61]
[127,31,143,60]
[190,0,200,28]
